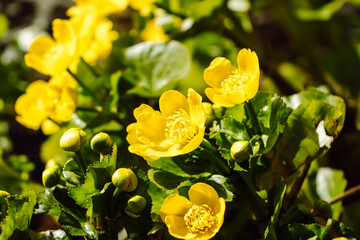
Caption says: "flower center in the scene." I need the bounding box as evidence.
[221,70,249,92]
[184,204,216,234]
[165,109,198,147]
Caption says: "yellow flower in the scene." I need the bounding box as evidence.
[15,80,48,131]
[141,18,169,43]
[160,182,226,240]
[25,19,78,76]
[130,0,157,16]
[332,238,348,240]
[126,89,206,161]
[15,79,77,135]
[49,71,78,89]
[67,0,129,17]
[204,48,260,107]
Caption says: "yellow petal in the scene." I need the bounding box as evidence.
[204,57,236,89]
[181,127,205,154]
[211,90,246,107]
[133,104,157,120]
[244,72,260,101]
[160,90,190,117]
[41,119,60,135]
[187,88,206,127]
[52,19,75,46]
[27,36,55,56]
[144,144,182,160]
[136,111,167,145]
[237,48,259,77]
[160,194,193,221]
[188,183,220,210]
[164,215,197,239]
[211,197,226,232]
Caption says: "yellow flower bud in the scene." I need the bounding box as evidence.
[202,102,215,127]
[90,132,113,154]
[42,165,61,188]
[125,195,146,218]
[230,141,252,163]
[60,128,87,152]
[112,168,138,192]
[212,104,226,118]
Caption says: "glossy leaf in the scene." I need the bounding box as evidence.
[124,41,191,97]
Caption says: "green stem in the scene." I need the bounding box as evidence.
[80,57,99,77]
[67,68,103,106]
[201,139,230,175]
[244,101,261,135]
[75,151,87,177]
[107,188,122,240]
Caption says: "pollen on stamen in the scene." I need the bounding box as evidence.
[184,204,217,234]
[221,70,249,92]
[165,109,198,146]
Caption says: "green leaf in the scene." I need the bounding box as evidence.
[148,169,188,191]
[124,40,191,97]
[58,210,98,239]
[101,143,117,176]
[33,230,70,240]
[109,71,122,114]
[34,188,60,216]
[62,158,85,186]
[68,162,112,210]
[316,167,347,219]
[147,156,211,178]
[295,0,346,21]
[276,92,345,168]
[87,182,115,217]
[264,184,287,240]
[0,13,9,39]
[0,190,37,240]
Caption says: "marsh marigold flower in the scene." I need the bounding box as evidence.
[204,48,260,107]
[15,79,77,135]
[126,89,206,161]
[25,19,77,76]
[160,182,226,239]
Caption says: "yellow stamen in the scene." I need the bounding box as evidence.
[165,109,198,147]
[184,204,216,234]
[221,69,249,92]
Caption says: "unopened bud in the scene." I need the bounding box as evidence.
[112,168,138,192]
[202,102,215,126]
[91,132,113,154]
[0,190,10,200]
[125,195,146,218]
[42,166,61,188]
[313,199,332,219]
[60,128,87,152]
[230,141,252,163]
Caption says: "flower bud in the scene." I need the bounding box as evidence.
[230,141,252,163]
[42,165,61,188]
[91,132,113,154]
[112,168,138,192]
[202,102,215,127]
[212,104,226,118]
[125,195,146,218]
[313,199,332,219]
[45,159,58,169]
[60,128,87,152]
